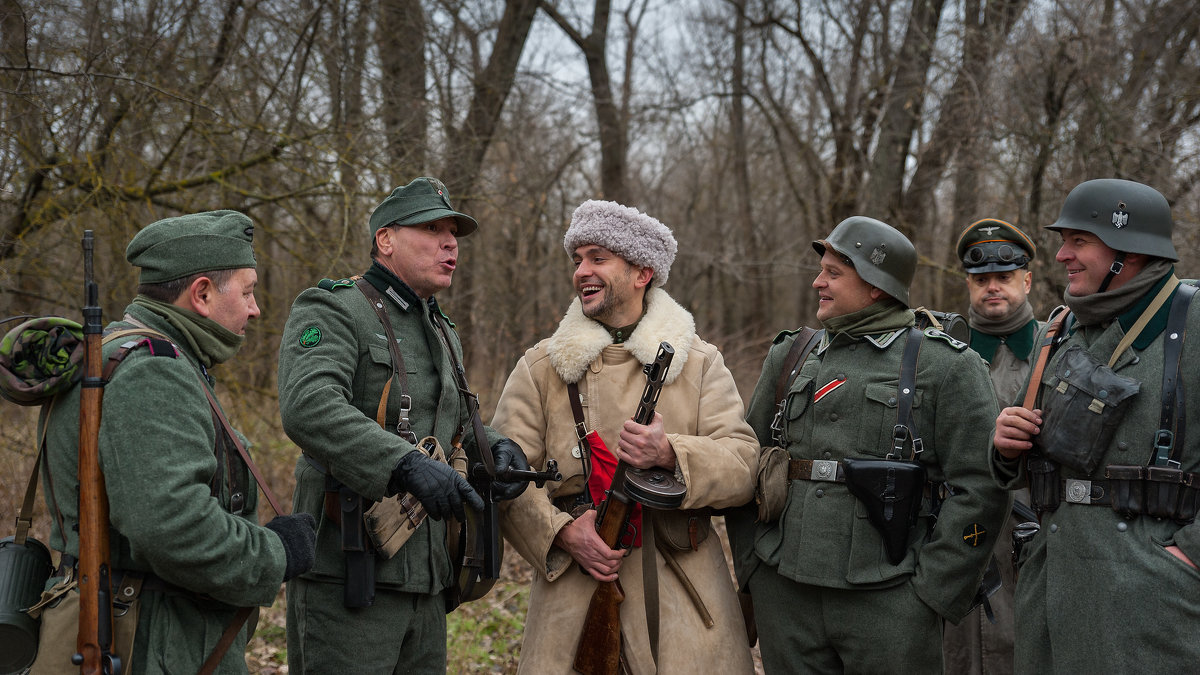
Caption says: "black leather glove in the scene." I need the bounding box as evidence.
[491,438,531,501]
[388,450,484,521]
[265,513,317,582]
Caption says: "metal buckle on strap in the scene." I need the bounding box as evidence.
[396,394,416,443]
[770,399,787,446]
[811,459,839,482]
[1064,479,1095,504]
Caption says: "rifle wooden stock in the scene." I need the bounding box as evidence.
[75,230,119,675]
[572,343,674,675]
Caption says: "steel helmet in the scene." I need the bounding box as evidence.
[1046,178,1177,261]
[813,216,917,307]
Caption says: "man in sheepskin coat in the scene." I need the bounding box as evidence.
[492,200,758,674]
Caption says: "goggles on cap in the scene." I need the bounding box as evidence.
[962,241,1029,268]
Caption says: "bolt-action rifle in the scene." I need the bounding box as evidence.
[573,342,685,675]
[73,231,120,675]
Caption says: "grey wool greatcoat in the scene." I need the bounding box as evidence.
[492,287,758,675]
[741,306,1010,670]
[992,274,1200,673]
[37,303,287,674]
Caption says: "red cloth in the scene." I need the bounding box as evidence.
[583,430,643,547]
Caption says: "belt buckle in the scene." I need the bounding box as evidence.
[811,459,839,482]
[1064,479,1093,504]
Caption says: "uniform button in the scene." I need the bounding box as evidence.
[1049,524,1058,533]
[829,413,839,422]
[823,451,832,459]
[815,489,824,498]
[887,397,897,405]
[1117,441,1129,451]
[849,344,857,352]
[1116,521,1128,532]
[836,373,846,380]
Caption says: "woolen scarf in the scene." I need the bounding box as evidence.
[1063,259,1174,326]
[131,296,245,367]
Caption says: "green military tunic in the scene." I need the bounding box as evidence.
[277,262,501,672]
[742,301,1010,673]
[992,273,1200,673]
[38,302,287,675]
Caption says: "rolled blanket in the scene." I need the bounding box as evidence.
[0,317,84,405]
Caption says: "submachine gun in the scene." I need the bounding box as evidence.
[573,342,687,675]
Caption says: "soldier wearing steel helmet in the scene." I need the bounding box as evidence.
[738,217,1010,673]
[943,217,1042,675]
[993,178,1200,672]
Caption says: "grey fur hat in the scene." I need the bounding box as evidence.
[563,200,678,287]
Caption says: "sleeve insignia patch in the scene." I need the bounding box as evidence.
[299,326,322,348]
[962,523,988,547]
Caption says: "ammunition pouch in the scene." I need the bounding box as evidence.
[841,457,926,565]
[1036,346,1140,474]
[1010,520,1040,582]
[754,445,790,523]
[653,510,711,553]
[364,437,451,559]
[1028,455,1061,513]
[1106,465,1200,523]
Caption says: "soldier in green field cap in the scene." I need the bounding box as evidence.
[733,216,1010,674]
[944,217,1042,675]
[31,210,315,674]
[993,178,1200,672]
[277,177,531,673]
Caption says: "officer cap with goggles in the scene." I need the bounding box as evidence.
[955,218,1036,274]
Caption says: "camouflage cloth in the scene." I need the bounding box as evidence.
[0,317,84,405]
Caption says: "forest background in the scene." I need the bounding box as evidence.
[3,0,1199,671]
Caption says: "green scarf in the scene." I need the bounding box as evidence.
[821,298,915,337]
[131,296,244,367]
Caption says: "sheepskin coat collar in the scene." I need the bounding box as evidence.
[546,287,695,385]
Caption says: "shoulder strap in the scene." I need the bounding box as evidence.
[774,327,822,405]
[891,327,925,460]
[431,315,496,477]
[1021,309,1070,410]
[565,381,592,479]
[1108,275,1179,367]
[354,279,416,442]
[1154,282,1197,467]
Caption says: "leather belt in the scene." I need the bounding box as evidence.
[788,459,845,483]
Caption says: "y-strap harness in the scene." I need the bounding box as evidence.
[1025,279,1199,518]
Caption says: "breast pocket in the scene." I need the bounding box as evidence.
[860,382,923,457]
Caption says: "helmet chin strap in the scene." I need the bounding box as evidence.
[1096,251,1128,293]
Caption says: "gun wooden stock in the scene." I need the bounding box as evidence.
[75,230,119,675]
[572,343,674,675]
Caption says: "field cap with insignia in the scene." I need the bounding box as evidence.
[563,199,678,287]
[368,176,479,237]
[814,216,916,307]
[126,210,257,284]
[955,218,1036,274]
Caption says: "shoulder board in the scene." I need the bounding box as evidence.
[438,308,456,328]
[772,327,803,345]
[317,278,356,291]
[922,327,969,351]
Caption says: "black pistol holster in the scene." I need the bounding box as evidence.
[842,327,928,566]
[336,479,376,608]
